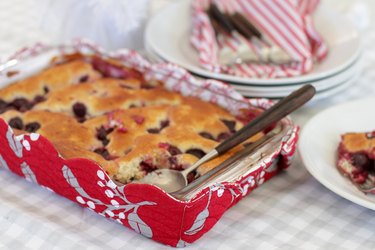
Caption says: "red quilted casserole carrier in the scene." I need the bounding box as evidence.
[0,40,298,247]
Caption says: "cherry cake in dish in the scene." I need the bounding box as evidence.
[337,131,375,192]
[0,55,263,185]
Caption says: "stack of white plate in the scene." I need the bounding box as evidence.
[145,0,362,100]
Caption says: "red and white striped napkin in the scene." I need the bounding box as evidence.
[191,0,328,78]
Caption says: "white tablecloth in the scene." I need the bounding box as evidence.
[0,1,375,249]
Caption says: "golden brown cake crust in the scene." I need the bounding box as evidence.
[0,60,100,101]
[337,131,375,191]
[0,57,264,184]
[341,132,375,154]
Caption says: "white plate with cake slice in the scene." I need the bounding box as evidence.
[299,98,375,210]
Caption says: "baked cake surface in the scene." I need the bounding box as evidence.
[0,57,263,184]
[337,131,375,191]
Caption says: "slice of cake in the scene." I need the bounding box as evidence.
[337,131,375,192]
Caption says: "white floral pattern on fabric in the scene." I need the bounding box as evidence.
[63,165,156,238]
[6,127,23,158]
[20,161,38,183]
[184,188,213,236]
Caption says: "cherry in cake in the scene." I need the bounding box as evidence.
[337,131,375,192]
